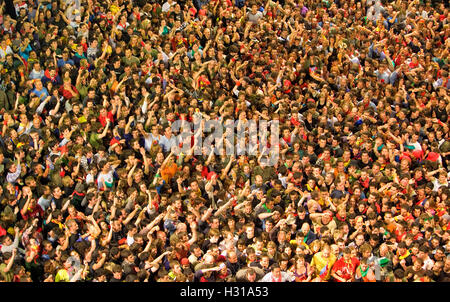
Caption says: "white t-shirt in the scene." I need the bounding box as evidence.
[97,170,114,190]
[86,173,94,185]
[0,45,13,59]
[432,178,448,192]
[162,1,175,12]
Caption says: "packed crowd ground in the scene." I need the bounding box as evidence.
[0,0,449,282]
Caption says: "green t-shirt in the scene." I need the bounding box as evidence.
[122,56,140,67]
[89,132,102,150]
[76,84,89,100]
[143,48,159,60]
[0,263,14,282]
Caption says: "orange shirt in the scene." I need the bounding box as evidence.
[161,163,178,183]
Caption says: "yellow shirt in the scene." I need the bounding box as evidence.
[110,5,120,14]
[310,252,336,281]
[55,269,69,282]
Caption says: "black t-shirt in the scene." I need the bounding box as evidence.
[84,205,94,217]
[18,197,28,212]
[44,221,62,237]
[52,197,64,210]
[226,260,241,276]
[111,229,126,244]
[435,107,448,123]
[63,186,74,197]
[68,233,80,250]
[408,42,420,53]
[314,146,325,156]
[239,231,261,246]
[201,239,219,252]
[405,267,424,282]
[305,152,318,165]
[357,159,372,170]
[432,270,450,282]
[257,103,274,114]
[295,215,312,229]
[304,118,318,132]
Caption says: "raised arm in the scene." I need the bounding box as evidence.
[122,204,140,226]
[3,249,16,273]
[214,197,235,217]
[97,120,110,139]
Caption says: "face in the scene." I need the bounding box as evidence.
[69,221,78,233]
[112,220,122,232]
[355,235,365,246]
[246,227,254,238]
[228,252,237,263]
[322,214,332,224]
[64,259,72,269]
[193,247,202,257]
[331,245,339,256]
[3,236,12,246]
[53,187,62,199]
[247,272,256,282]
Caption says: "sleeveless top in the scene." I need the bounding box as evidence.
[294,265,309,282]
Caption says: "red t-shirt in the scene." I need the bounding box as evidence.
[98,111,115,127]
[58,85,79,100]
[331,257,360,282]
[21,204,44,221]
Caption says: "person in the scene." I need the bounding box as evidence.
[236,267,263,282]
[354,258,376,282]
[0,226,20,254]
[259,263,294,282]
[193,263,223,282]
[0,0,448,284]
[0,250,16,282]
[310,245,336,281]
[331,247,359,282]
[290,255,312,282]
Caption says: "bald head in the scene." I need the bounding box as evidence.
[301,223,310,235]
[204,254,215,265]
[228,251,237,263]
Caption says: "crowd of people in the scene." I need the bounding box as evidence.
[0,0,449,282]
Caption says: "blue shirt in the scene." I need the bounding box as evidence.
[57,58,75,69]
[31,87,50,100]
[18,44,32,61]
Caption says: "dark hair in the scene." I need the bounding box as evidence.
[270,263,280,271]
[394,269,404,279]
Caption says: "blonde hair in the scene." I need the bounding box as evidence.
[62,175,72,187]
[310,240,322,253]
